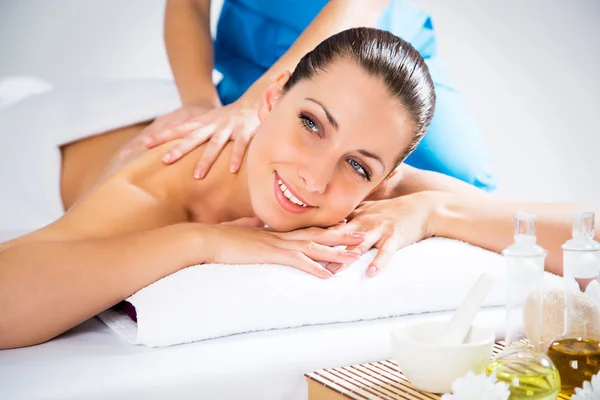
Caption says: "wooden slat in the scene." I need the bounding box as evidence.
[306,341,571,400]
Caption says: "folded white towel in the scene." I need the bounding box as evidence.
[98,238,563,347]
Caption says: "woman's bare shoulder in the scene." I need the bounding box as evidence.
[2,158,190,250]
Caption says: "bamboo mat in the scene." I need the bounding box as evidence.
[305,342,571,400]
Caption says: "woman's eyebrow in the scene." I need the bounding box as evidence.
[305,97,339,130]
[358,149,385,170]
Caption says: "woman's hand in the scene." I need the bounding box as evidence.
[144,98,261,179]
[328,192,438,277]
[119,104,216,157]
[199,223,367,279]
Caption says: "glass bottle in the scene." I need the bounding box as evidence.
[486,213,561,399]
[547,211,600,395]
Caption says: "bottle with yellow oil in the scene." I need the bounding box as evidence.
[547,211,600,396]
[485,213,561,399]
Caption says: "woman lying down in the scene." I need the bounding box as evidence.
[0,28,594,349]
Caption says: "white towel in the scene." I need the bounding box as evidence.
[98,238,563,347]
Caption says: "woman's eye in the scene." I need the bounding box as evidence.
[348,159,371,181]
[298,112,320,135]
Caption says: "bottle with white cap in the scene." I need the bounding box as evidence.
[485,213,560,399]
[547,211,600,396]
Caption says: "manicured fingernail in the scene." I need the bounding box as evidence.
[162,154,172,163]
[322,269,333,279]
[229,163,238,173]
[194,167,205,179]
[345,249,361,257]
[351,232,366,238]
[327,263,341,273]
[366,265,378,277]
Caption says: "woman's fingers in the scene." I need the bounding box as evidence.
[281,252,333,279]
[365,236,399,277]
[278,227,366,247]
[161,124,216,164]
[193,126,233,179]
[325,262,346,274]
[281,239,362,265]
[229,127,256,173]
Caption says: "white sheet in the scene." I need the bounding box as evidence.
[0,308,507,400]
[0,76,181,232]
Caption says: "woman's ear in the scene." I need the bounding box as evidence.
[257,71,291,123]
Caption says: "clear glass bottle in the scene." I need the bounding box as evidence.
[486,213,561,399]
[547,211,600,395]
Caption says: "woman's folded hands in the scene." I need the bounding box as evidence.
[326,191,437,277]
[196,219,367,279]
[193,192,437,279]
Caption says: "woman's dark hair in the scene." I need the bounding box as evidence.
[284,27,435,168]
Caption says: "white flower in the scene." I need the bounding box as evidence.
[572,371,600,400]
[441,371,510,400]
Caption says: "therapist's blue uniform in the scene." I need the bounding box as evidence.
[213,0,496,191]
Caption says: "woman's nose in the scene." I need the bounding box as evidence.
[297,159,335,194]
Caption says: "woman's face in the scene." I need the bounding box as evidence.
[246,59,415,231]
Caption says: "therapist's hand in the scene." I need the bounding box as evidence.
[120,104,216,158]
[144,98,260,179]
[326,192,437,277]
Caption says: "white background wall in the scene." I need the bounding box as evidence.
[1,0,598,204]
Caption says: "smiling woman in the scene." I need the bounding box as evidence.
[0,27,435,349]
[0,27,591,350]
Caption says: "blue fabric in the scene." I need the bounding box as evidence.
[214,0,496,191]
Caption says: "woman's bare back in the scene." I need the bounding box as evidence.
[59,121,151,210]
[1,119,239,252]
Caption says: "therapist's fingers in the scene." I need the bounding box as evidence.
[151,121,203,146]
[193,126,233,179]
[228,127,256,173]
[161,124,216,164]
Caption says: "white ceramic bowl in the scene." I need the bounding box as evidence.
[391,320,495,394]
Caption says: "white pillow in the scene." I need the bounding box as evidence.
[99,237,561,347]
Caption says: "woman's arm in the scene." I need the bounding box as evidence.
[0,224,202,349]
[241,0,391,105]
[430,191,598,276]
[165,0,220,107]
[366,164,490,201]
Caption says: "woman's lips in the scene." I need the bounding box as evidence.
[273,173,313,214]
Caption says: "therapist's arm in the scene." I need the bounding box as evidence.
[165,0,220,107]
[241,0,391,105]
[429,192,598,276]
